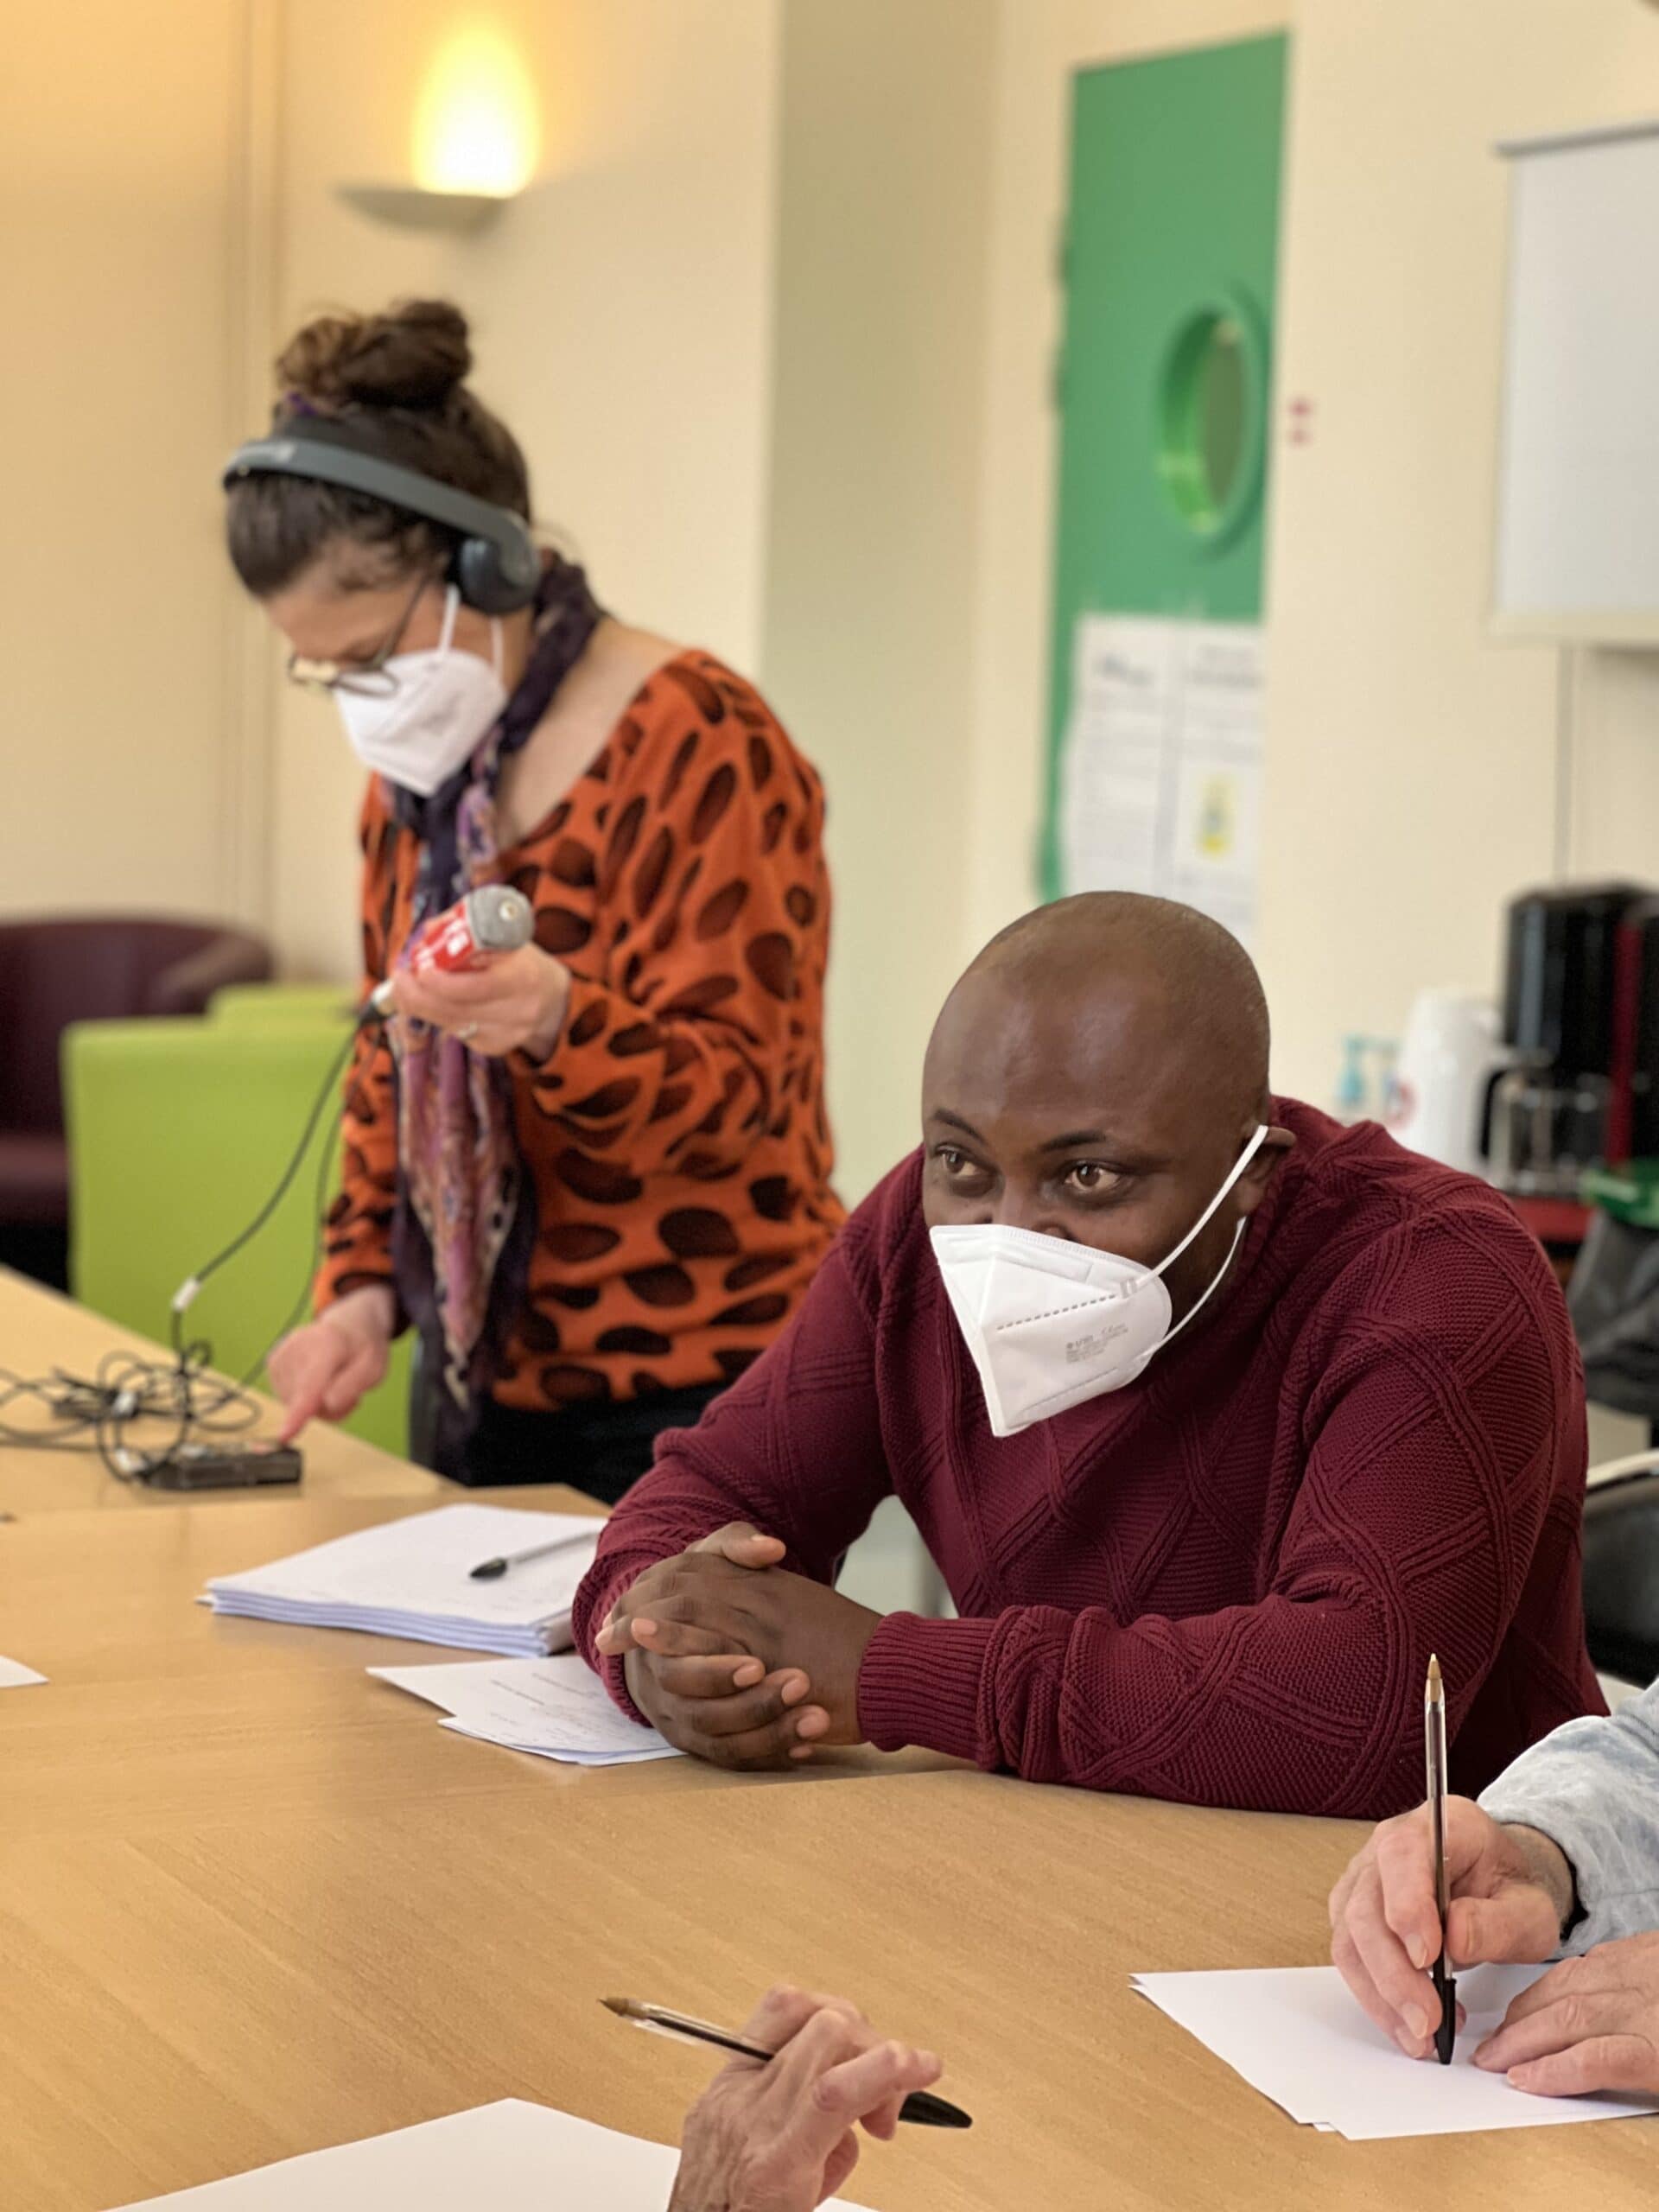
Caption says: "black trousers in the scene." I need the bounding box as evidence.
[412,1364,723,1510]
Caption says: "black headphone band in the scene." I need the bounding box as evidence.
[221,418,540,610]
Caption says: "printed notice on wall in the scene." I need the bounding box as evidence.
[1057,614,1265,947]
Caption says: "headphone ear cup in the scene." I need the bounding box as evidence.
[454,534,538,615]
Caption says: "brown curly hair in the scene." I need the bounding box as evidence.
[226,298,531,594]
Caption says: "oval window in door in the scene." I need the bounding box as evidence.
[1156,294,1268,546]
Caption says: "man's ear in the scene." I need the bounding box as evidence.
[1236,1122,1295,1216]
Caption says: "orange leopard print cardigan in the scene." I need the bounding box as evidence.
[321,651,844,1412]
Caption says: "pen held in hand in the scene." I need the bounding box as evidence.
[468,1529,598,1581]
[601,1996,972,2128]
[1425,1653,1458,2065]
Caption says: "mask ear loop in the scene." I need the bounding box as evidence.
[1152,1123,1271,1280]
[1149,1122,1272,1347]
[1162,1214,1249,1348]
[436,584,461,654]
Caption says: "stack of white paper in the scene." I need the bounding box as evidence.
[204,1504,601,1656]
[371,1652,680,1767]
[111,2098,870,2208]
[1135,1962,1659,2140]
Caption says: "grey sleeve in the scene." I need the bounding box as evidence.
[1478,1679,1659,1955]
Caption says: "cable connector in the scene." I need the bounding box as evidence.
[171,1276,202,1317]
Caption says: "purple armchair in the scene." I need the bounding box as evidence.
[0,915,272,1284]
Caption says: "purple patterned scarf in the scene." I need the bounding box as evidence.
[387,556,604,1471]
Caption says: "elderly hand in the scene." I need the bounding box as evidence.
[1329,1797,1574,2057]
[1473,1931,1659,2095]
[598,1524,881,1769]
[668,1986,943,2212]
[389,941,570,1058]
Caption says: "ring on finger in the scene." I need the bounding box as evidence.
[457,1020,480,1043]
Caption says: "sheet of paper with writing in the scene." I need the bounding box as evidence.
[370,1651,679,1765]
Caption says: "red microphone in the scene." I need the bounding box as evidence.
[365,886,534,1019]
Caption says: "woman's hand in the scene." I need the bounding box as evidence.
[389,944,570,1059]
[267,1285,395,1443]
[668,1986,943,2212]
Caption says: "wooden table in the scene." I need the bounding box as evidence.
[0,1268,440,1516]
[3,1284,1656,2209]
[1,1491,952,1844]
[7,1775,1656,2212]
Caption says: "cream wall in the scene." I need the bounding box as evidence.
[1259,0,1659,1103]
[760,0,996,1202]
[966,0,1659,1110]
[0,2,253,922]
[266,0,785,980]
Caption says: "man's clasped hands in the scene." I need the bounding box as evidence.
[594,1526,881,1769]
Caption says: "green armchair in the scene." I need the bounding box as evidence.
[63,994,412,1457]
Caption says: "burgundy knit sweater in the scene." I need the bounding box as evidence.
[574,1101,1603,1815]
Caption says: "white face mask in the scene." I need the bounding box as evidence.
[334,586,506,798]
[930,1124,1271,1438]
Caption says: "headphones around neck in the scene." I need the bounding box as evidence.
[221,416,541,615]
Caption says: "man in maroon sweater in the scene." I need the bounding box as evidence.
[573,895,1602,1816]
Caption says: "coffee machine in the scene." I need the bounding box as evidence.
[1491,883,1655,1195]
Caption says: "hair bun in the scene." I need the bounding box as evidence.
[276,299,473,411]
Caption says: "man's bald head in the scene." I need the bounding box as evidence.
[966,893,1270,1123]
[920,894,1287,1302]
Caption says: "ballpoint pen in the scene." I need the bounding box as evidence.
[469,1529,598,1580]
[1426,1653,1458,2065]
[601,1997,972,2128]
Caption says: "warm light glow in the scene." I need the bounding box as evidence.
[412,26,539,197]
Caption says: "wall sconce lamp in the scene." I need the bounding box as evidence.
[335,27,538,234]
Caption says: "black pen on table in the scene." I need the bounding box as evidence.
[1425,1653,1457,2065]
[468,1529,597,1581]
[601,1997,972,2129]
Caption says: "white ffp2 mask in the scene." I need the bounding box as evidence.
[930,1124,1271,1437]
[334,586,507,798]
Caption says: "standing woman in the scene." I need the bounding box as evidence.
[224,300,842,1501]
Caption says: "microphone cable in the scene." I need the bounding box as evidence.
[3,891,525,1484]
[0,1024,359,1483]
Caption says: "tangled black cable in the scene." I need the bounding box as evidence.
[0,1346,261,1481]
[1,1021,360,1484]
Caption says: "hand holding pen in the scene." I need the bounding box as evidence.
[1331,1653,1581,2063]
[654,1986,955,2212]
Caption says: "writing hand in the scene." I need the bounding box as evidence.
[1330,1796,1573,2057]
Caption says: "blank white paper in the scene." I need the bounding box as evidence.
[370,1652,680,1766]
[0,1654,46,1688]
[1135,1962,1659,2140]
[109,2097,870,2209]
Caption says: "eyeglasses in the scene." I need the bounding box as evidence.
[284,570,438,696]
